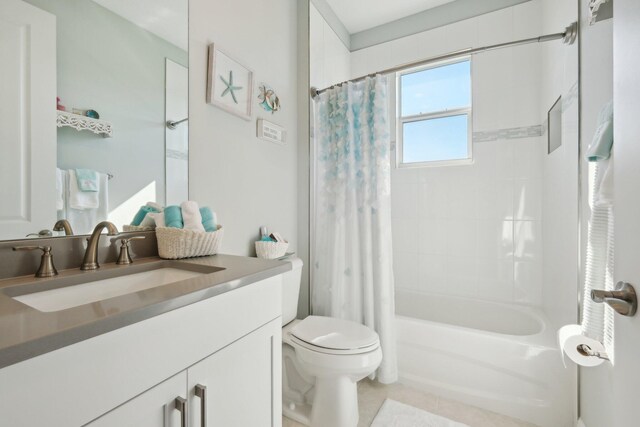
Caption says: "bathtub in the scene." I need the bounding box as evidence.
[395,290,576,427]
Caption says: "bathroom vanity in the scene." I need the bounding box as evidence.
[0,255,289,427]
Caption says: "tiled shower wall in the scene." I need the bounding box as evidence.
[351,1,547,306]
[391,137,544,305]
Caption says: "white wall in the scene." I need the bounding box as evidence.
[189,0,299,256]
[351,2,547,306]
[309,4,351,90]
[577,0,614,424]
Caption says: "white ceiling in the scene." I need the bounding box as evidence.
[325,0,457,33]
[92,0,188,51]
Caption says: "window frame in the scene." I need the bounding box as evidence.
[396,56,473,168]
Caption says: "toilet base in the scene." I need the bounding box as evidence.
[283,397,312,425]
[310,376,359,427]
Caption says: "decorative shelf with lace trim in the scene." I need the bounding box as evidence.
[56,111,113,137]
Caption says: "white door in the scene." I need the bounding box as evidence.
[0,0,57,239]
[610,0,640,425]
[187,319,282,427]
[87,371,188,427]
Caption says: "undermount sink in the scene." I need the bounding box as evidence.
[4,262,224,313]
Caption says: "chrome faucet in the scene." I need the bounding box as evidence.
[81,221,119,270]
[53,219,74,236]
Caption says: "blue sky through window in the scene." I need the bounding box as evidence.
[401,60,471,115]
[399,60,471,164]
[403,115,468,163]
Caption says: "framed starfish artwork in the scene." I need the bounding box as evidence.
[206,43,254,120]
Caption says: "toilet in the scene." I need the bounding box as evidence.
[281,258,382,427]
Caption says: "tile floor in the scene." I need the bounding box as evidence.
[282,378,538,427]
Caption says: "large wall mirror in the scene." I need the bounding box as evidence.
[0,0,188,240]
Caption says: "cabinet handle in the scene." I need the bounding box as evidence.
[174,396,187,427]
[195,384,207,427]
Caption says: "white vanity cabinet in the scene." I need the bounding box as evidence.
[187,321,281,427]
[88,319,280,427]
[87,372,188,427]
[0,275,282,427]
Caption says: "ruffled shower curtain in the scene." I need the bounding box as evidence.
[312,75,397,383]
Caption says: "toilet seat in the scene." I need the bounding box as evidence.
[288,316,380,355]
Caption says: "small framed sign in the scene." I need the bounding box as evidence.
[207,44,253,120]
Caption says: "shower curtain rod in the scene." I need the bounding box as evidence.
[310,21,577,98]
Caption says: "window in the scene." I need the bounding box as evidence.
[397,58,472,167]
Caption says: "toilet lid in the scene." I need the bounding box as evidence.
[290,316,379,351]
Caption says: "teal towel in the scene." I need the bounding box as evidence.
[586,101,613,162]
[200,207,217,232]
[131,205,159,226]
[75,168,98,192]
[164,205,183,228]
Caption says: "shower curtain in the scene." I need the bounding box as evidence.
[312,75,397,383]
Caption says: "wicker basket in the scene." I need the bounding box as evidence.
[123,225,154,232]
[255,240,288,260]
[156,225,223,259]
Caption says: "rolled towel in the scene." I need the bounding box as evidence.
[148,212,165,228]
[200,207,218,232]
[139,213,156,228]
[131,205,159,226]
[146,201,164,212]
[181,201,205,231]
[164,205,183,228]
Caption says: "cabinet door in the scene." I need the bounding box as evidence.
[87,371,188,427]
[188,318,282,427]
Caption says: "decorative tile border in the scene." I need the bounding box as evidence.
[473,124,544,143]
[563,81,579,112]
[473,81,578,143]
[166,149,188,160]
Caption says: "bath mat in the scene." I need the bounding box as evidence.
[371,399,469,427]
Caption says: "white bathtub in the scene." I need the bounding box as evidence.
[395,290,576,427]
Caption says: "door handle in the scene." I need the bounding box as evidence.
[591,281,637,316]
[174,396,187,427]
[195,384,207,427]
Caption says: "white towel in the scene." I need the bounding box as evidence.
[181,201,205,231]
[595,156,614,207]
[581,161,615,359]
[146,202,164,212]
[56,168,65,211]
[66,173,109,235]
[148,212,166,228]
[69,169,99,210]
[139,213,157,228]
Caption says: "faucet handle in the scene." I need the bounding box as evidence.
[116,236,146,265]
[25,230,53,238]
[12,246,58,278]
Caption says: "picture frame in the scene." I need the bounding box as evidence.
[207,43,253,120]
[547,96,562,154]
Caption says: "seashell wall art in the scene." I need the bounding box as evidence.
[257,84,281,114]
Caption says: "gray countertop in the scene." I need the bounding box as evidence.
[0,254,291,369]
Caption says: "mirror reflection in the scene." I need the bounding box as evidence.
[0,0,188,240]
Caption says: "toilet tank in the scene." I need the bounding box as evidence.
[281,257,303,325]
